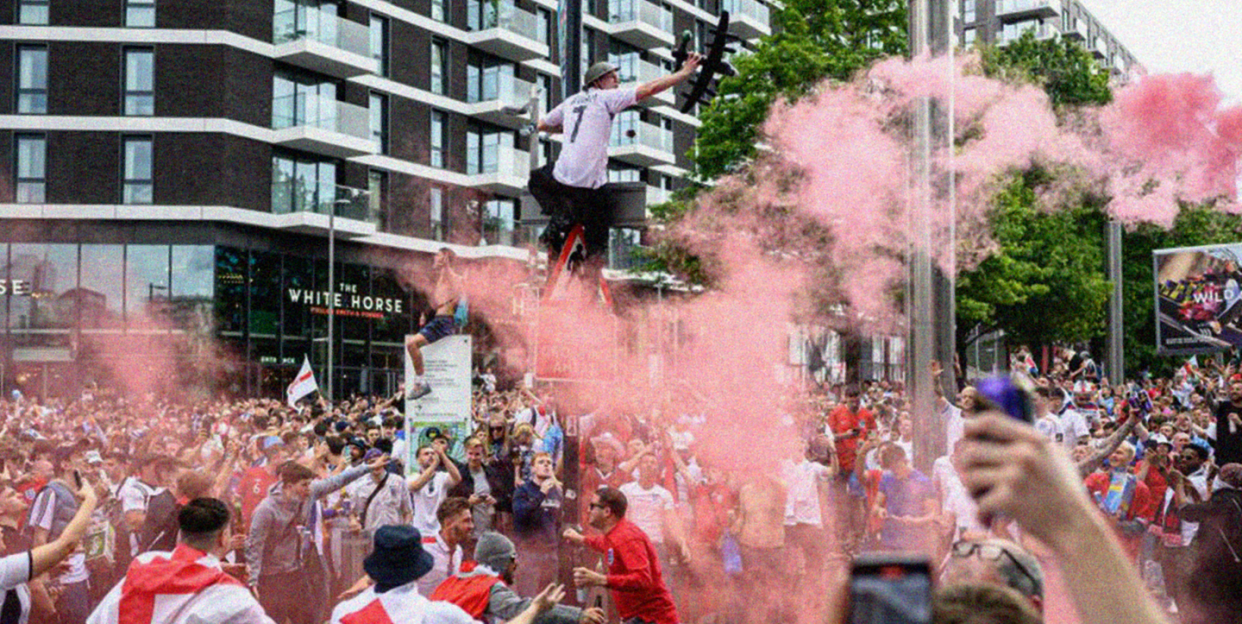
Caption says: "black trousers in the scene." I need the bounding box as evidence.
[528,164,614,259]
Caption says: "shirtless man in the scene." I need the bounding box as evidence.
[405,247,462,400]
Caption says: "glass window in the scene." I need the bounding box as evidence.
[9,244,77,339]
[124,47,155,116]
[125,245,170,324]
[271,151,338,215]
[430,110,446,168]
[482,198,516,245]
[369,92,388,154]
[537,8,552,44]
[17,0,48,25]
[431,0,445,21]
[369,170,387,230]
[15,134,46,204]
[466,124,513,175]
[963,28,976,45]
[17,46,48,114]
[249,250,281,338]
[170,246,215,301]
[539,74,554,115]
[430,39,447,95]
[467,51,515,103]
[430,187,444,240]
[79,245,125,330]
[963,0,975,22]
[123,136,153,204]
[370,14,389,77]
[126,0,155,27]
[214,247,247,335]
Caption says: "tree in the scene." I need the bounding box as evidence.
[691,0,908,181]
[978,31,1112,108]
[956,173,1112,363]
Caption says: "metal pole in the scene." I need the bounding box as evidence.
[1107,221,1124,384]
[328,201,336,401]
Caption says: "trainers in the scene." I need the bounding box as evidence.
[405,383,432,401]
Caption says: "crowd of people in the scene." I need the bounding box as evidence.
[0,342,1235,624]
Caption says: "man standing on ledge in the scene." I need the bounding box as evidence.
[563,487,679,624]
[405,247,462,400]
[530,54,701,268]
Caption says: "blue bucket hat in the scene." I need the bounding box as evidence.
[363,525,435,588]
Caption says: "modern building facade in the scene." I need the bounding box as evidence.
[957,0,1137,78]
[0,0,771,398]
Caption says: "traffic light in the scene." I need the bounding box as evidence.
[679,11,743,113]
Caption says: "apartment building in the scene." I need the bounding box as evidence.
[958,0,1138,77]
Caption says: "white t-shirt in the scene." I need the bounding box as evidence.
[408,471,452,536]
[1035,414,1064,444]
[28,487,86,584]
[618,481,673,545]
[1060,408,1090,447]
[781,459,830,527]
[547,87,639,189]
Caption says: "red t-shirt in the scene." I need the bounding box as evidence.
[828,405,875,473]
[584,519,679,624]
[238,466,279,531]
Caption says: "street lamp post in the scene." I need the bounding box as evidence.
[328,195,351,402]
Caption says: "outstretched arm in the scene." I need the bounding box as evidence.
[636,53,701,102]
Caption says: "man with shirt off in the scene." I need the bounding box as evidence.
[563,487,679,624]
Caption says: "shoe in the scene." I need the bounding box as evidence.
[405,383,432,401]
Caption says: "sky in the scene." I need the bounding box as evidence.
[1081,0,1241,104]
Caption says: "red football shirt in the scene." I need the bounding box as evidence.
[584,519,679,624]
[828,405,875,473]
[237,466,278,531]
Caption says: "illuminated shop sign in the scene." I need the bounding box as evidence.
[287,282,404,320]
[0,280,33,296]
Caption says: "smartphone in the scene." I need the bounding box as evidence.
[73,470,82,489]
[974,376,1034,423]
[849,553,932,624]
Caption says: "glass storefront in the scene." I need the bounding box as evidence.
[0,243,418,400]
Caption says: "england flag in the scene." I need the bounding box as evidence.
[286,355,320,408]
[331,582,478,624]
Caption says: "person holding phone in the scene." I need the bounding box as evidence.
[9,472,97,624]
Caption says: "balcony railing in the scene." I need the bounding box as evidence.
[995,0,1061,18]
[470,144,528,177]
[468,74,536,107]
[998,22,1056,45]
[273,7,369,58]
[610,122,673,153]
[272,93,370,141]
[469,0,540,41]
[609,0,674,33]
[721,0,769,27]
[272,183,374,223]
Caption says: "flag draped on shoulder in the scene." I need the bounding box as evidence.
[287,355,320,408]
[87,544,274,624]
[331,582,478,624]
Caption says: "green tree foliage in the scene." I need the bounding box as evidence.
[978,31,1112,107]
[691,0,908,180]
[956,174,1111,356]
[1121,205,1242,376]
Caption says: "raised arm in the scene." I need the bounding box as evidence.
[30,480,97,578]
[635,53,701,102]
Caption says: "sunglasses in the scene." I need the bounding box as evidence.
[949,541,1039,592]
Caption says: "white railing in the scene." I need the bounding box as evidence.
[618,59,664,85]
[646,185,671,206]
[272,94,370,140]
[609,0,673,32]
[273,7,369,57]
[722,0,769,24]
[995,0,1061,16]
[471,0,540,41]
[473,144,529,178]
[611,121,673,153]
[470,74,536,107]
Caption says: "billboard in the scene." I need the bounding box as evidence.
[1154,243,1242,354]
[404,334,473,471]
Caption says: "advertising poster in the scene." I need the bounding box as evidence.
[1154,243,1242,354]
[405,334,473,473]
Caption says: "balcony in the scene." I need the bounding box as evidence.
[271,94,377,159]
[466,74,538,129]
[618,60,673,106]
[606,0,674,49]
[722,0,770,39]
[1063,20,1089,41]
[271,184,377,237]
[609,122,674,167]
[646,185,671,206]
[273,8,378,79]
[465,1,549,63]
[995,0,1061,21]
[997,22,1057,46]
[1092,37,1109,59]
[466,145,531,196]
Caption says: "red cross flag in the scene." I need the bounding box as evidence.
[287,355,320,408]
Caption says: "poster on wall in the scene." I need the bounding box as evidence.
[1154,243,1242,354]
[405,334,473,472]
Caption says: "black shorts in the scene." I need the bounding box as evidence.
[528,163,615,258]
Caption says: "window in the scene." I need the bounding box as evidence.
[272,68,337,129]
[466,124,513,174]
[17,0,48,25]
[431,39,447,95]
[430,110,447,168]
[481,198,516,245]
[271,151,338,215]
[370,14,389,76]
[123,47,155,116]
[14,134,46,203]
[581,28,595,76]
[963,28,976,46]
[539,74,554,115]
[17,46,48,114]
[429,187,444,240]
[369,92,388,154]
[368,170,387,229]
[536,8,552,44]
[963,0,975,23]
[126,0,156,27]
[122,136,154,204]
[431,0,445,22]
[467,51,515,103]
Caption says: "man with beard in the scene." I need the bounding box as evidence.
[432,531,605,624]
